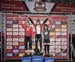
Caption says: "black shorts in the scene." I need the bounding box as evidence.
[44,39,50,43]
[35,34,42,42]
[24,36,31,42]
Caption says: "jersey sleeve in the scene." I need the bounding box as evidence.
[19,19,26,31]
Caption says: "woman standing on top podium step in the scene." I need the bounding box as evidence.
[29,17,48,52]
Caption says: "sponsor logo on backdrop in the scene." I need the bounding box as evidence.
[34,1,46,12]
[26,2,55,13]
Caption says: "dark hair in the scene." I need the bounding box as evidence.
[36,19,40,25]
[44,24,48,30]
[37,19,40,22]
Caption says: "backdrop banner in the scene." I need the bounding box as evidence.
[4,14,68,59]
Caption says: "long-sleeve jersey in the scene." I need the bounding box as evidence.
[19,20,33,37]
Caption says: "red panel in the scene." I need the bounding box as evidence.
[13,46,19,49]
[6,49,12,53]
[53,3,75,14]
[0,0,29,11]
[19,42,24,45]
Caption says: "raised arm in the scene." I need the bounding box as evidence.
[43,18,48,24]
[19,18,26,31]
[29,17,34,24]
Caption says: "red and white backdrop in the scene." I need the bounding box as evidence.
[0,0,74,60]
[4,14,68,59]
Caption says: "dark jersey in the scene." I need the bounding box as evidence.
[43,30,49,40]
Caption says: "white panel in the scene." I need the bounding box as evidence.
[7,53,13,56]
[61,38,67,41]
[7,46,12,49]
[56,42,61,45]
[62,32,67,35]
[7,42,12,45]
[7,38,12,41]
[19,38,24,41]
[13,38,18,41]
[50,38,55,41]
[50,49,55,52]
[56,38,61,41]
[56,32,61,35]
[13,32,18,35]
[13,24,18,27]
[61,46,67,49]
[7,28,12,31]
[19,32,25,35]
[13,28,18,31]
[56,21,61,24]
[56,49,61,53]
[19,28,25,31]
[62,29,67,31]
[56,46,61,49]
[62,42,67,45]
[13,42,18,45]
[50,46,55,49]
[19,25,22,28]
[7,32,12,35]
[52,25,55,28]
[50,42,55,45]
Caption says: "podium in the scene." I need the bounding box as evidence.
[45,57,54,62]
[32,56,43,62]
[21,57,31,62]
[21,56,55,62]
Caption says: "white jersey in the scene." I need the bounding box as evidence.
[36,25,41,34]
